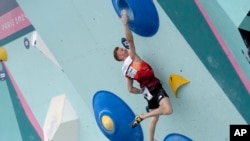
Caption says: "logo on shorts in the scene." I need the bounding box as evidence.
[158,95,162,100]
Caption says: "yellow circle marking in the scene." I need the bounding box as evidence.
[101,115,114,131]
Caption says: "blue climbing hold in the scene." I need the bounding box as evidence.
[121,37,129,49]
[164,133,193,141]
[92,90,144,141]
[112,0,159,37]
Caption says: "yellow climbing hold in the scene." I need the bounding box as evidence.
[101,115,114,131]
[169,74,189,97]
[0,47,8,61]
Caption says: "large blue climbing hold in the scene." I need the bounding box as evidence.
[164,133,193,141]
[112,0,159,37]
[92,90,143,141]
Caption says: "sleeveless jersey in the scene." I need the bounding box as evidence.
[122,56,160,91]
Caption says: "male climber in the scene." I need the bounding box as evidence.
[113,10,173,141]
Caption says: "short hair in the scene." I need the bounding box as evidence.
[113,46,122,61]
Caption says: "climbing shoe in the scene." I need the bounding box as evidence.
[131,115,143,128]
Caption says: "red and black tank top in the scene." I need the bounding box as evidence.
[122,56,160,91]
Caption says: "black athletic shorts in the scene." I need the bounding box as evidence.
[147,84,169,109]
